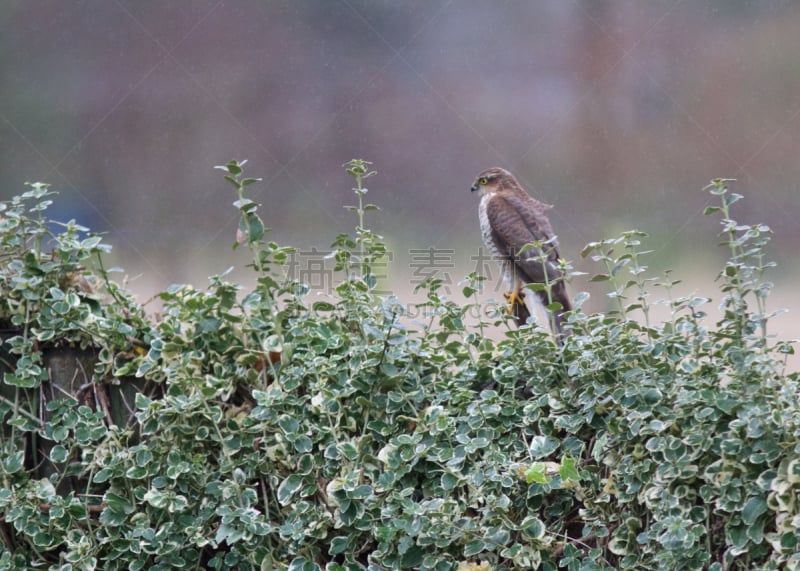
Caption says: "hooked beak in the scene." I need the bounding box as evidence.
[470,183,479,192]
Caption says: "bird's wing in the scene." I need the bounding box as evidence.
[485,194,562,284]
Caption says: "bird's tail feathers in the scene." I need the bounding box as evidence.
[534,282,572,345]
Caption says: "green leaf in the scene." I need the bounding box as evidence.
[747,518,764,544]
[80,235,103,249]
[288,558,320,571]
[441,472,458,491]
[642,388,662,405]
[520,516,546,540]
[347,484,372,499]
[464,539,486,556]
[3,451,24,474]
[525,464,551,484]
[104,492,134,515]
[277,474,303,505]
[4,372,38,388]
[339,442,358,461]
[233,198,256,211]
[50,445,69,463]
[573,291,590,307]
[741,496,766,525]
[728,524,748,549]
[125,466,147,479]
[725,192,743,206]
[559,457,580,482]
[94,468,114,483]
[329,536,349,555]
[400,546,423,568]
[248,213,265,242]
[134,393,152,410]
[278,416,299,435]
[529,435,559,459]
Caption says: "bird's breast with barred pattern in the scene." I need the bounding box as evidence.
[479,193,515,291]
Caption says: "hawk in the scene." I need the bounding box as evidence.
[470,167,572,340]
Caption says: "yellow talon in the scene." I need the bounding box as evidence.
[504,288,526,315]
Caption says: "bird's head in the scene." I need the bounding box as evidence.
[470,167,515,195]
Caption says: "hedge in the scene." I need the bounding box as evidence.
[0,162,798,570]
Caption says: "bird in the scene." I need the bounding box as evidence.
[470,167,572,341]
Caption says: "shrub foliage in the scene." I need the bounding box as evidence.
[0,165,798,570]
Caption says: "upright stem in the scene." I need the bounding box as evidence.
[343,159,377,281]
[356,177,366,278]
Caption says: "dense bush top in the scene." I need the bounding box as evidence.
[0,164,798,570]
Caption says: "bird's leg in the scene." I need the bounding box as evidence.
[504,278,525,315]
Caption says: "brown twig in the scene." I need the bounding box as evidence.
[38,503,106,514]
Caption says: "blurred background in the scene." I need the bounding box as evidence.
[2,1,799,351]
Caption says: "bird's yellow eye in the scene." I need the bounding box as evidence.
[479,177,489,185]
